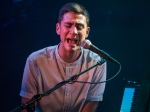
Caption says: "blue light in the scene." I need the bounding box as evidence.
[120,88,135,112]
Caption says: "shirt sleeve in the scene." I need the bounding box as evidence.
[20,56,38,99]
[86,62,107,101]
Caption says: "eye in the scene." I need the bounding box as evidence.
[77,24,84,30]
[65,23,71,28]
[65,25,70,28]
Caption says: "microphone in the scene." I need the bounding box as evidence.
[81,39,120,65]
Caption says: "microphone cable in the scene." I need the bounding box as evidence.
[71,64,122,84]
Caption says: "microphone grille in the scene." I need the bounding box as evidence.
[81,39,91,49]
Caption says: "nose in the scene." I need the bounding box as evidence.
[69,26,78,35]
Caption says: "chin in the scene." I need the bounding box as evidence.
[66,45,80,52]
[72,47,81,51]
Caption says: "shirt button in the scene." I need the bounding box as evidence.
[66,93,69,96]
[67,76,69,79]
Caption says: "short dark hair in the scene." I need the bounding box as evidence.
[58,3,90,26]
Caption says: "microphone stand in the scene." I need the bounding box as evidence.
[9,59,105,112]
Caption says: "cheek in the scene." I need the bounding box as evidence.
[81,31,88,38]
[60,26,67,33]
[85,28,90,37]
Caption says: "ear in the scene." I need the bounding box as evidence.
[85,27,90,38]
[56,23,60,35]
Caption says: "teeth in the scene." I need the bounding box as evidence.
[67,39,77,44]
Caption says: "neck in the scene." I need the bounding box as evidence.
[58,45,81,63]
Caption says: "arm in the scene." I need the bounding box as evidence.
[20,57,37,112]
[21,97,30,112]
[81,100,99,112]
[21,97,37,112]
[81,62,106,112]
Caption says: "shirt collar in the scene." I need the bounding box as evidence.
[55,44,83,66]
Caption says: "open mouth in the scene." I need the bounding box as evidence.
[67,38,78,45]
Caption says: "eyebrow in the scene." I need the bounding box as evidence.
[64,22,72,24]
[64,22,84,26]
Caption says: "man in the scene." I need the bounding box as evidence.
[20,3,106,112]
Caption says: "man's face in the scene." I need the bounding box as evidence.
[56,12,90,52]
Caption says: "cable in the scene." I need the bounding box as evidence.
[73,64,122,84]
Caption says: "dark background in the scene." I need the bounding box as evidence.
[0,0,150,112]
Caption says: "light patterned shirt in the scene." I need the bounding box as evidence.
[20,45,106,112]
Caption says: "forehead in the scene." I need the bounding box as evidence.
[61,12,87,25]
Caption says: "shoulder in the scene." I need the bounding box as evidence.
[27,45,57,61]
